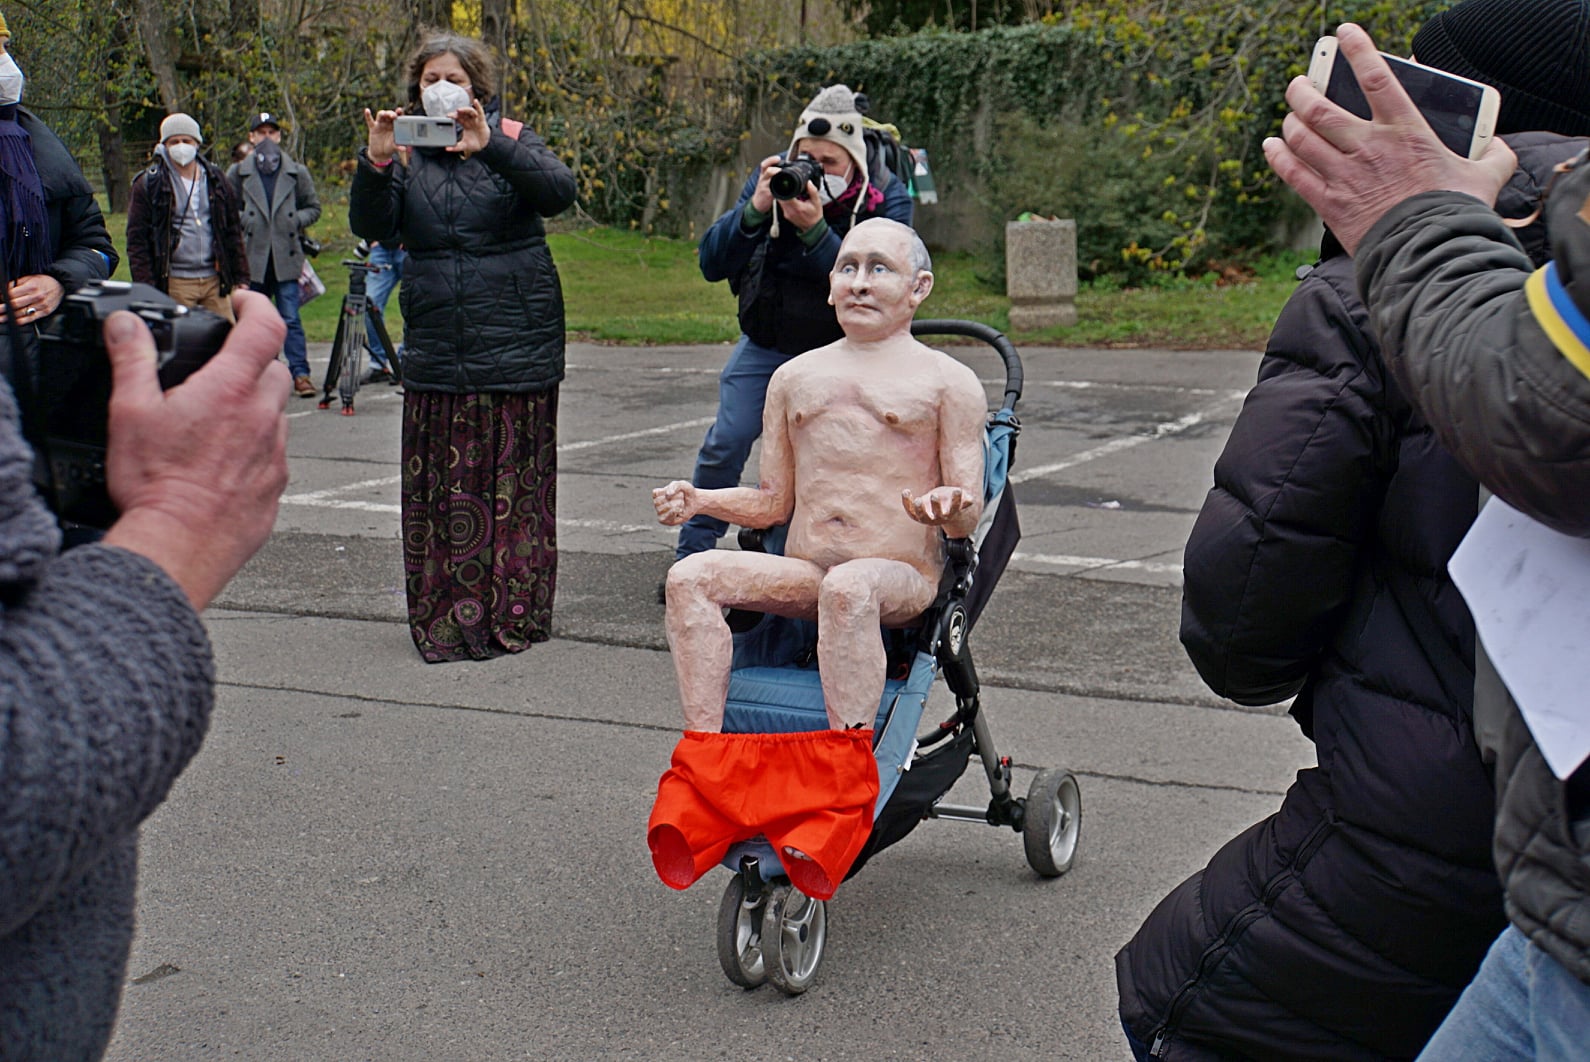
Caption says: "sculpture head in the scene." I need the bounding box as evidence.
[828,218,934,342]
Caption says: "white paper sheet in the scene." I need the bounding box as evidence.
[1449,499,1590,779]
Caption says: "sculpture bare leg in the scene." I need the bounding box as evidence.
[815,558,938,729]
[664,550,824,732]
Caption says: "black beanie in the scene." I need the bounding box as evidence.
[1412,0,1590,136]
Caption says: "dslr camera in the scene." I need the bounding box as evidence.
[27,281,228,529]
[769,154,824,201]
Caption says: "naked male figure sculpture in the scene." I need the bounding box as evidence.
[646,218,988,899]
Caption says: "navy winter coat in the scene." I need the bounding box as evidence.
[349,105,576,394]
[1116,133,1588,1061]
[698,157,912,356]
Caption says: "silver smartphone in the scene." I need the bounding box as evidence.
[1307,36,1501,160]
[393,115,459,148]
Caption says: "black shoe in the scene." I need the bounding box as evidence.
[366,368,393,385]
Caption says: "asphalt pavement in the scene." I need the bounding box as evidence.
[104,337,1315,1061]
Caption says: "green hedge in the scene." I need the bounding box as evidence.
[744,3,1441,280]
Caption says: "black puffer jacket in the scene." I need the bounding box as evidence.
[17,107,116,292]
[349,104,575,393]
[1116,132,1586,1062]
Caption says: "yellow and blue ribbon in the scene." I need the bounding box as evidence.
[1525,260,1590,381]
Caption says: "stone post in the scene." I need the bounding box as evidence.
[1006,219,1078,329]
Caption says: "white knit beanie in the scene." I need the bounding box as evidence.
[160,112,203,144]
[773,84,871,236]
[787,85,869,186]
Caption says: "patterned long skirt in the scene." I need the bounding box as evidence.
[401,388,558,663]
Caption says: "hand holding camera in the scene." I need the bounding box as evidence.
[99,290,290,611]
[750,154,824,233]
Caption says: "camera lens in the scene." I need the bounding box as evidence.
[770,157,824,201]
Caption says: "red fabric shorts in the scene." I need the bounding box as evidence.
[647,729,879,901]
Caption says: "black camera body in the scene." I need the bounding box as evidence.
[30,281,229,529]
[769,155,824,201]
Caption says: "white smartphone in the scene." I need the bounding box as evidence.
[393,115,459,148]
[1307,35,1500,160]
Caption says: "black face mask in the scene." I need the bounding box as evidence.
[253,138,281,176]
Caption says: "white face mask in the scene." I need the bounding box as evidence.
[166,142,199,168]
[0,53,25,106]
[421,80,472,118]
[818,168,852,205]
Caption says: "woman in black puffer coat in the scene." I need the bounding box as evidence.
[1115,130,1587,1062]
[351,31,575,663]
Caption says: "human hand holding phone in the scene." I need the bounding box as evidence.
[1264,23,1516,255]
[1307,34,1500,159]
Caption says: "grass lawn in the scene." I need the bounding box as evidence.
[100,198,1302,349]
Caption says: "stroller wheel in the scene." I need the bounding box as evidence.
[716,874,768,989]
[1023,768,1082,877]
[760,883,827,996]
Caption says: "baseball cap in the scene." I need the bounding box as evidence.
[250,111,284,132]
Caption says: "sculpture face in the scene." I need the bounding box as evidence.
[829,221,930,340]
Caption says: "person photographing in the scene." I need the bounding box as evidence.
[351,30,575,663]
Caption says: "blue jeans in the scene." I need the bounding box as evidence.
[363,244,404,370]
[1417,924,1590,1060]
[255,270,309,378]
[675,333,794,560]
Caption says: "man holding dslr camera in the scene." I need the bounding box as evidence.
[668,84,914,582]
[0,277,289,1056]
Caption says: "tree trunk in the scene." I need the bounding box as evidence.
[413,0,452,30]
[230,0,260,37]
[482,0,512,61]
[97,107,131,213]
[134,0,182,111]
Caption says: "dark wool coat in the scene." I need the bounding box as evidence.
[126,154,249,294]
[348,106,576,394]
[1360,157,1590,986]
[697,156,913,357]
[1116,133,1587,1062]
[231,148,321,284]
[0,378,216,1059]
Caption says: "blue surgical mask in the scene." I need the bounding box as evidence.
[0,53,25,106]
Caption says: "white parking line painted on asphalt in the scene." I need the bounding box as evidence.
[969,375,1226,396]
[283,475,401,503]
[280,418,717,509]
[558,416,715,452]
[1011,551,1183,576]
[1010,389,1245,484]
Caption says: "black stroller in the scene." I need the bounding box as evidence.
[709,320,1083,994]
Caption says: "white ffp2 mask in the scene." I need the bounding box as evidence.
[421,81,472,118]
[0,54,25,106]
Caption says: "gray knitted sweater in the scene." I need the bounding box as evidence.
[0,380,215,1060]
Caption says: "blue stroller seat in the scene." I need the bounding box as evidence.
[709,321,1083,995]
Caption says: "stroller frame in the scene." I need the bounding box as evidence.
[708,320,1083,995]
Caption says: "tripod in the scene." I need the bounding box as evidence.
[319,259,402,415]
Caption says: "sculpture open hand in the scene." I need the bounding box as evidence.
[653,481,699,526]
[901,486,972,526]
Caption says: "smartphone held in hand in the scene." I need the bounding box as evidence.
[393,115,459,148]
[1308,35,1500,160]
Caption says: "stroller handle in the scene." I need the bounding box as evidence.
[911,319,1024,413]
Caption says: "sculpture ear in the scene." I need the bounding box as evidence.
[911,270,935,303]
